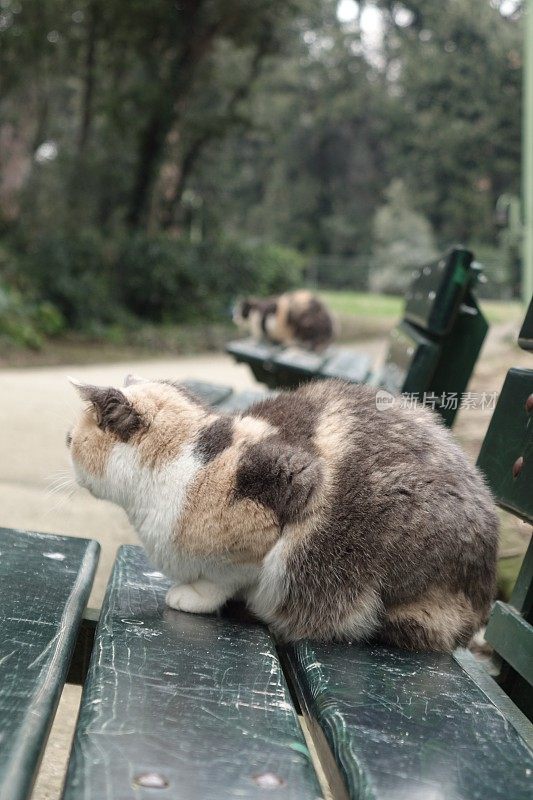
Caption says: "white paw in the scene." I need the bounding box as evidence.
[165,580,229,614]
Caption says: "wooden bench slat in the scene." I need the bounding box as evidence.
[63,546,321,800]
[486,601,533,685]
[403,247,474,336]
[181,380,234,406]
[420,290,489,427]
[518,296,533,351]
[319,350,372,383]
[274,349,327,374]
[226,340,280,388]
[0,527,99,800]
[283,640,533,800]
[509,537,533,615]
[477,367,533,524]
[227,338,281,363]
[217,389,274,412]
[379,320,441,395]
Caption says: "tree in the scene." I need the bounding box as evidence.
[375,0,523,243]
[370,178,438,293]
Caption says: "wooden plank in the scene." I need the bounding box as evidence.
[509,536,533,618]
[518,295,533,351]
[226,338,281,363]
[320,350,372,383]
[0,527,99,800]
[218,389,272,413]
[273,348,327,375]
[181,380,233,406]
[63,546,322,800]
[283,640,533,800]
[486,601,533,686]
[379,320,441,396]
[454,648,533,749]
[403,247,474,336]
[477,368,533,524]
[424,290,488,427]
[226,340,281,388]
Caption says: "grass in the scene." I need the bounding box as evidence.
[319,291,403,319]
[320,290,523,326]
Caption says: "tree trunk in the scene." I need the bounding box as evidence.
[126,4,235,229]
[78,0,98,156]
[160,41,270,229]
[126,101,175,229]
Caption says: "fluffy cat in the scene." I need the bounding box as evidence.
[233,290,335,351]
[68,377,498,651]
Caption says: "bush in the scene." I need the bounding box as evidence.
[0,281,64,349]
[18,228,120,330]
[7,228,304,336]
[117,234,304,323]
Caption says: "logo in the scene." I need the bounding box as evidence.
[375,389,395,411]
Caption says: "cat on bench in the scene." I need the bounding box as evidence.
[68,376,498,651]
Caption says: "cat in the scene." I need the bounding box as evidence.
[233,290,335,351]
[68,376,498,651]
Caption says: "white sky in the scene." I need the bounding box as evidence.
[336,0,521,37]
[337,1,384,57]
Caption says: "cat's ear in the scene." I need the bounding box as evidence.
[69,380,145,441]
[235,439,321,526]
[123,373,146,387]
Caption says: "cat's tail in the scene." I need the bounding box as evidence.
[378,590,482,652]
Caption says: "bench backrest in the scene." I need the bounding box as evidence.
[378,247,488,426]
[227,247,488,427]
[477,295,533,720]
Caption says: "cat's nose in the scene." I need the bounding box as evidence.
[66,431,72,448]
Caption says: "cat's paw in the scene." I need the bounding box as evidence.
[165,580,229,614]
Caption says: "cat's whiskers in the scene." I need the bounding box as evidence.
[43,486,77,519]
[46,470,76,497]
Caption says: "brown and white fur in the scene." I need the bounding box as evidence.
[234,290,335,351]
[68,377,498,651]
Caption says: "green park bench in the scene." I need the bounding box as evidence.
[1,305,533,800]
[227,247,488,426]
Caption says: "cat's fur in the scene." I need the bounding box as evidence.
[234,290,335,351]
[69,377,498,651]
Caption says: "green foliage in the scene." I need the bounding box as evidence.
[19,229,119,330]
[7,230,304,332]
[374,0,522,244]
[0,0,524,347]
[117,234,304,323]
[0,281,65,349]
[370,180,438,294]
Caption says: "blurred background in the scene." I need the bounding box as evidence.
[0,0,527,364]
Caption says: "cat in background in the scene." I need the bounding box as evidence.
[233,290,335,352]
[68,376,498,651]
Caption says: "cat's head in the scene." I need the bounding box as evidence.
[232,298,253,325]
[68,376,323,562]
[67,376,207,504]
[232,297,278,334]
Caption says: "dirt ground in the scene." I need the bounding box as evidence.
[1,332,530,799]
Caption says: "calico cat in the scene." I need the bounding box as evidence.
[234,290,335,351]
[68,377,498,651]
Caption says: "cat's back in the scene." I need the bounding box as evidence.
[247,379,441,457]
[246,378,492,506]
